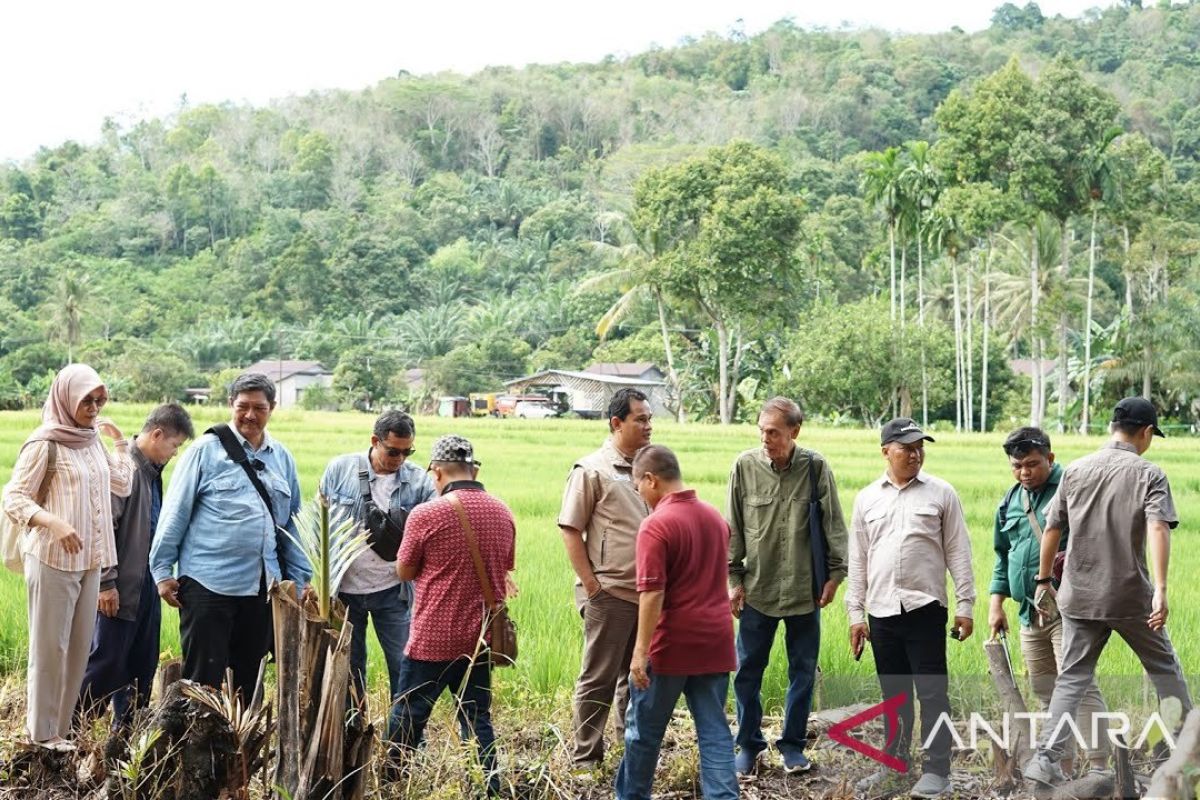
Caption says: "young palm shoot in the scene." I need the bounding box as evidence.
[284,495,370,621]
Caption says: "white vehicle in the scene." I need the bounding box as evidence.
[514,399,559,419]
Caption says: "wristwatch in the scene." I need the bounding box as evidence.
[1033,575,1053,585]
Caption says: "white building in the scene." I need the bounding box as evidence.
[241,360,334,408]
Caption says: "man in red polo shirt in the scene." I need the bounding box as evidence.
[389,434,515,797]
[614,444,738,800]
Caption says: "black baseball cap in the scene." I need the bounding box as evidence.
[1113,397,1165,437]
[880,417,936,446]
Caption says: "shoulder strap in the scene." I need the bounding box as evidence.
[358,453,372,500]
[446,491,498,610]
[1022,488,1044,538]
[807,450,818,494]
[206,424,273,517]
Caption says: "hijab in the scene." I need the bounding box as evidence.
[26,363,106,450]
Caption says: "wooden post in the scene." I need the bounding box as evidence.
[271,581,303,796]
[984,637,1035,781]
[1146,709,1200,799]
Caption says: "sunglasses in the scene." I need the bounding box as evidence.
[1003,438,1048,456]
[378,444,416,458]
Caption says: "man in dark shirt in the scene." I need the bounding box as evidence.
[615,444,737,800]
[79,404,194,726]
[1024,398,1193,787]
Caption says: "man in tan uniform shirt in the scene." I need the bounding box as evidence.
[558,388,652,769]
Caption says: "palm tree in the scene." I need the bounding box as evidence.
[1076,126,1122,433]
[901,141,941,425]
[579,212,687,421]
[861,147,904,321]
[50,271,91,363]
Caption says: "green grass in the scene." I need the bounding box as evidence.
[1,406,1196,714]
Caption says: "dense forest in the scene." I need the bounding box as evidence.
[2,1,1200,429]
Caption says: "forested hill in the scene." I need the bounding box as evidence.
[2,2,1200,427]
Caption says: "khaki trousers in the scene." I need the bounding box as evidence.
[571,590,638,765]
[25,554,99,741]
[1020,618,1110,764]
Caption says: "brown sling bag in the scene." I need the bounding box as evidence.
[446,492,517,667]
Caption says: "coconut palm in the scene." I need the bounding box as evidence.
[861,147,904,321]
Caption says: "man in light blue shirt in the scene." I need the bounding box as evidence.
[319,410,435,709]
[151,373,310,701]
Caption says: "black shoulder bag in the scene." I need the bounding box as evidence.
[807,451,831,601]
[358,455,408,562]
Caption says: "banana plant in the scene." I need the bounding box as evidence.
[284,495,370,621]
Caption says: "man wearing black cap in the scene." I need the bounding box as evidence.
[846,418,975,798]
[1023,398,1192,787]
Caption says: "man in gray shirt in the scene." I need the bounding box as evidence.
[1024,397,1193,787]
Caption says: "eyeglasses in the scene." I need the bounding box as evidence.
[1003,438,1048,456]
[379,445,416,458]
[79,395,107,409]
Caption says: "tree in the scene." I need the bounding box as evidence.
[333,345,401,410]
[48,270,92,362]
[860,147,904,320]
[632,141,804,423]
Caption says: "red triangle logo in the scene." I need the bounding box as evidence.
[827,692,910,773]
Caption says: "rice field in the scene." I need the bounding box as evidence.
[1,406,1196,715]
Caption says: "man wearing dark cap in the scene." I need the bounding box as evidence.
[390,435,516,796]
[846,418,975,798]
[987,427,1110,776]
[1023,398,1192,787]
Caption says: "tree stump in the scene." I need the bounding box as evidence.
[1147,708,1200,799]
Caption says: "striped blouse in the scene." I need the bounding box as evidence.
[2,438,133,572]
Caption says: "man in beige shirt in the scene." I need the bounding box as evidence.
[846,417,975,799]
[558,387,652,769]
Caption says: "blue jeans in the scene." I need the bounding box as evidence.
[615,669,737,800]
[389,655,498,795]
[733,604,820,757]
[340,582,412,702]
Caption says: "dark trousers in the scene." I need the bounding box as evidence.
[733,604,821,757]
[340,582,412,703]
[178,575,272,702]
[389,655,498,794]
[79,570,162,726]
[868,601,952,776]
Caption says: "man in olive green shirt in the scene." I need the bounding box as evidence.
[988,427,1108,774]
[727,397,848,775]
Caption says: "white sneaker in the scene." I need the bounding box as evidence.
[910,772,951,798]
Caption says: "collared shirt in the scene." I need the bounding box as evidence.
[3,437,133,572]
[989,462,1067,627]
[319,452,435,595]
[1046,441,1178,620]
[151,428,310,596]
[637,490,736,675]
[557,436,649,606]
[845,470,975,625]
[727,444,849,617]
[400,485,515,662]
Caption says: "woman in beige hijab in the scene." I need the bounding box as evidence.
[2,364,133,750]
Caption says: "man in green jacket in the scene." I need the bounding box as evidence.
[988,427,1109,775]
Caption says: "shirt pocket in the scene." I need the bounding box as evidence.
[743,493,777,540]
[264,473,293,525]
[908,504,943,538]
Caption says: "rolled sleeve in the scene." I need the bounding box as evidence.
[1145,469,1179,530]
[106,446,134,499]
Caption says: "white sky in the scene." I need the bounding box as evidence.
[1,0,1109,163]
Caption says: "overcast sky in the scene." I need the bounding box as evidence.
[1,0,1110,163]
